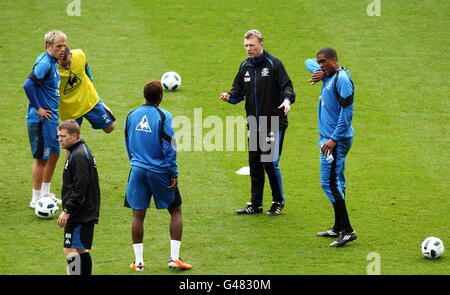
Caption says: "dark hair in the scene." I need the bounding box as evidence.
[144,80,163,104]
[317,47,338,61]
[62,46,71,61]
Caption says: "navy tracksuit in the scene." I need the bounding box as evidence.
[227,50,296,206]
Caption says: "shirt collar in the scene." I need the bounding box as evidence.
[45,51,58,63]
[67,139,85,153]
[251,50,266,64]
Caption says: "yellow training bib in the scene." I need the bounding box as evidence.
[58,49,99,120]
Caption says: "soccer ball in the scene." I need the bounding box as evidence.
[421,237,444,259]
[35,196,59,219]
[161,71,181,91]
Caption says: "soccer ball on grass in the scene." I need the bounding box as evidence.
[161,71,181,91]
[35,196,59,219]
[421,237,444,259]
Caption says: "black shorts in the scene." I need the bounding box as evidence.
[64,223,95,250]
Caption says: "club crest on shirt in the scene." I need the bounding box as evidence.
[261,67,269,77]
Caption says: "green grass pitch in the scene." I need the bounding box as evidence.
[0,0,448,275]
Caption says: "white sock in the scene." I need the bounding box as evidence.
[170,240,181,261]
[32,189,41,201]
[41,182,51,196]
[133,243,144,265]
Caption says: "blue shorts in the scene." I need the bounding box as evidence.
[76,99,114,129]
[27,120,60,160]
[125,166,182,210]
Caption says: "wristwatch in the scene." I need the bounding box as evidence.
[63,208,69,214]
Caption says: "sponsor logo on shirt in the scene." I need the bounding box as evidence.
[244,71,251,83]
[136,115,152,133]
[63,71,82,94]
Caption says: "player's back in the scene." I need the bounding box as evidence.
[125,105,174,174]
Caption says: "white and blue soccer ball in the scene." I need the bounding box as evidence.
[421,237,444,259]
[35,196,59,219]
[161,71,181,91]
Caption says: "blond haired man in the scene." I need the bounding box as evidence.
[23,30,67,209]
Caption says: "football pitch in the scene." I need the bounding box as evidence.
[0,0,448,275]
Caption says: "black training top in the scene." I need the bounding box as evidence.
[227,50,296,130]
[62,139,100,225]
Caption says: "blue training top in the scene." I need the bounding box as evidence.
[23,52,60,123]
[305,58,354,140]
[125,105,178,177]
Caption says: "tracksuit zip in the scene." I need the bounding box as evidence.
[254,68,258,123]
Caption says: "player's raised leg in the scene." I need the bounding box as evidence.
[101,102,116,133]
